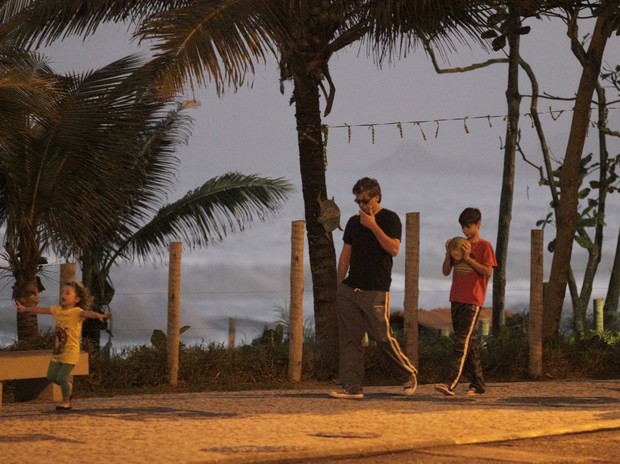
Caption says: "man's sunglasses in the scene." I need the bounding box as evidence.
[354,197,372,205]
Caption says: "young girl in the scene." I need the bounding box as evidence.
[15,280,111,410]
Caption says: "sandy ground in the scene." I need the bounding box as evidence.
[1,379,620,463]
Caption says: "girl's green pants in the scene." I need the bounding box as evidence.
[47,361,75,398]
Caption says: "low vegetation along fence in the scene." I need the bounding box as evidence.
[11,214,611,388]
[87,214,550,384]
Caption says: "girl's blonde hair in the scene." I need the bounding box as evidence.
[64,280,93,310]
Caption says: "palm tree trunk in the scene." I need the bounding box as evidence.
[543,15,609,339]
[9,236,43,341]
[13,278,40,341]
[291,71,338,356]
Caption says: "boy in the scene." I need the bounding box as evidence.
[435,207,497,397]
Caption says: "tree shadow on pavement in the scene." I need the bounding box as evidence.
[44,406,237,421]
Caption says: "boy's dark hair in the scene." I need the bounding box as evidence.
[352,177,382,202]
[459,207,482,226]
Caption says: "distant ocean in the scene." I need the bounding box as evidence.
[1,147,617,349]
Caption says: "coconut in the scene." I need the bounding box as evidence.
[449,236,468,260]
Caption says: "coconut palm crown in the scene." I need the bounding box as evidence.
[0,52,293,340]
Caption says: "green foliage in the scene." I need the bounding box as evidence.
[482,322,529,381]
[73,340,295,395]
[251,324,284,347]
[0,329,55,351]
[416,333,454,384]
[272,301,316,344]
[150,326,191,352]
[480,8,532,52]
[544,330,620,379]
[5,317,620,404]
[537,148,619,253]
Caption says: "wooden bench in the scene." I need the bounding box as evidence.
[0,350,89,406]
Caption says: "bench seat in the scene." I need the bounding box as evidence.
[0,350,89,405]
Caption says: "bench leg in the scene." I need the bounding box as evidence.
[0,382,3,407]
[38,375,75,402]
[39,382,62,402]
[6,375,78,404]
[14,378,63,402]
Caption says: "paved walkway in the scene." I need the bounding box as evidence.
[1,379,620,463]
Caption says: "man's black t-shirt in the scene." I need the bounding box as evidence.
[342,208,402,292]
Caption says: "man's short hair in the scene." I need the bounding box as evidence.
[352,177,382,202]
[459,207,482,226]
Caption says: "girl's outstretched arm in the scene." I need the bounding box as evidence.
[81,311,112,321]
[15,301,51,315]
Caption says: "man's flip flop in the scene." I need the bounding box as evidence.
[55,405,72,411]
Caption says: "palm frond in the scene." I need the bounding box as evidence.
[137,0,286,95]
[363,0,492,64]
[0,45,59,141]
[5,55,180,253]
[0,0,187,48]
[117,172,294,261]
[89,99,194,238]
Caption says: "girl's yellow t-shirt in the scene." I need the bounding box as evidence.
[50,306,83,365]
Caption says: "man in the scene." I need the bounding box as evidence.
[329,177,417,399]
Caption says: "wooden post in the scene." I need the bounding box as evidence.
[403,212,420,367]
[593,298,604,332]
[479,318,490,349]
[288,220,305,382]
[479,318,490,337]
[228,318,236,348]
[167,242,182,387]
[529,229,544,378]
[59,263,77,301]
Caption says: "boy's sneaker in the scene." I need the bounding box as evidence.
[403,375,418,396]
[434,383,455,397]
[329,386,364,399]
[465,385,485,396]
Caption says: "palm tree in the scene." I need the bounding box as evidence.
[1,53,172,339]
[68,70,294,348]
[0,45,62,338]
[0,52,293,341]
[2,1,490,353]
[80,172,294,348]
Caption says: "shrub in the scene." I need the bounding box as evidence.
[3,319,620,404]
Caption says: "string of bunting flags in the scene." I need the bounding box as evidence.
[321,105,620,145]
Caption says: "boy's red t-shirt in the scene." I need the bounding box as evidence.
[449,239,497,307]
